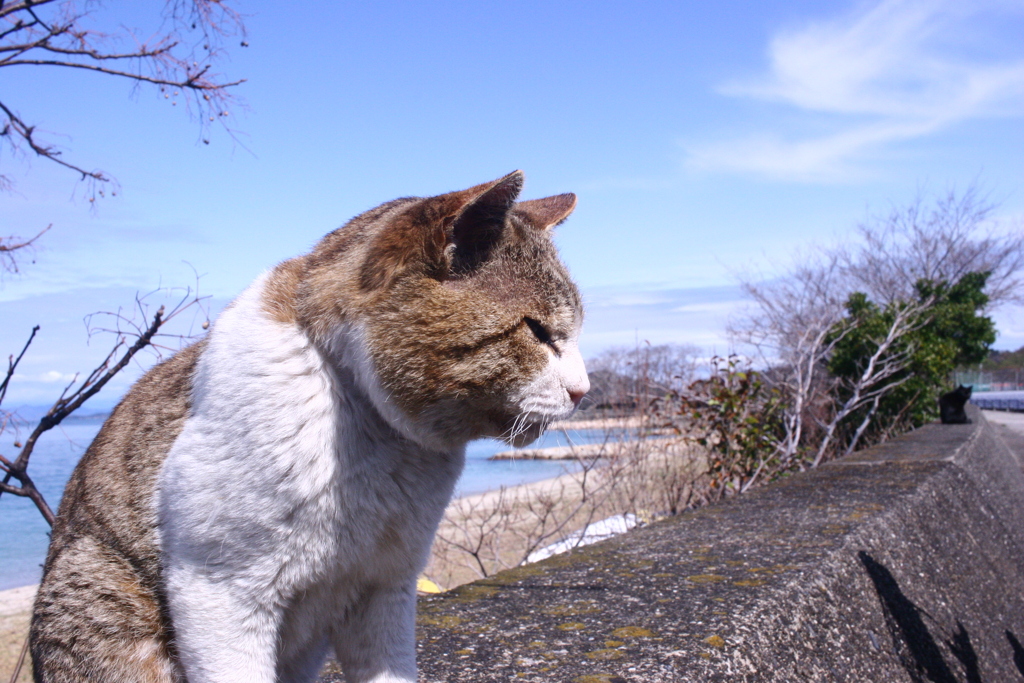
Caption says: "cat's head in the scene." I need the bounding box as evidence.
[956,384,973,398]
[292,171,589,450]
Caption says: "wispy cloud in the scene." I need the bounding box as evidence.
[686,0,1024,181]
[37,371,77,383]
[580,284,747,357]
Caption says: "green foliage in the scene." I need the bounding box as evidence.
[827,271,995,442]
[655,356,785,500]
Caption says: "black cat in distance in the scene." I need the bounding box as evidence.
[939,385,973,424]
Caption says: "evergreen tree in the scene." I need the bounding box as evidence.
[827,271,995,444]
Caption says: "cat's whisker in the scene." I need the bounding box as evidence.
[562,426,577,449]
[510,413,529,442]
[499,415,519,440]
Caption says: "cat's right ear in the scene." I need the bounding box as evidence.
[514,193,577,231]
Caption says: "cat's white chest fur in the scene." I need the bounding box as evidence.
[157,274,464,683]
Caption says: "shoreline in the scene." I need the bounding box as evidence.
[547,415,644,431]
[0,431,666,601]
[0,585,35,617]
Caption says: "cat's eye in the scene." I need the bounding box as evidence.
[523,317,555,347]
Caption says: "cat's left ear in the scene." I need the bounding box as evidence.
[442,170,524,276]
[515,193,577,231]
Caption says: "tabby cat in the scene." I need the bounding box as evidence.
[30,171,589,683]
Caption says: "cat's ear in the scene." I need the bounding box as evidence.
[440,170,524,275]
[360,171,523,290]
[514,193,577,231]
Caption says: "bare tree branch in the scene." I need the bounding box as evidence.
[0,1,62,22]
[0,305,165,522]
[0,223,50,273]
[0,454,56,524]
[0,324,38,407]
[0,0,247,196]
[733,186,1022,467]
[0,97,109,183]
[847,186,1024,307]
[1,58,243,91]
[0,281,210,529]
[8,628,30,683]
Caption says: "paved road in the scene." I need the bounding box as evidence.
[983,409,1024,469]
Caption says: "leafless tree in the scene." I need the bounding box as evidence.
[845,187,1024,307]
[733,186,1022,465]
[0,286,210,524]
[586,343,699,412]
[1,0,246,269]
[732,253,850,465]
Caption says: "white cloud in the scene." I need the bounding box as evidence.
[579,284,747,357]
[37,370,77,383]
[587,292,675,308]
[686,0,1024,180]
[671,301,741,314]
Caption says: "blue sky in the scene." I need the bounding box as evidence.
[2,0,1024,406]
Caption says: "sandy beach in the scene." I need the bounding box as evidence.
[426,435,700,589]
[0,585,33,682]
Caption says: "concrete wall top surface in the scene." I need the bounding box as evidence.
[320,407,1024,682]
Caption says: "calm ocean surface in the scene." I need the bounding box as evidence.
[0,418,599,591]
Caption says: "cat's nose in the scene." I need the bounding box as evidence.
[567,375,589,407]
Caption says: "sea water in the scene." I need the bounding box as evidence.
[0,418,603,591]
[1,418,104,591]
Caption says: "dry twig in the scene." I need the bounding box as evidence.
[0,0,246,197]
[0,285,210,525]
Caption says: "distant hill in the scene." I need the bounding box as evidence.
[982,346,1024,371]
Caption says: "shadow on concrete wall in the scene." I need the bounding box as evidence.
[859,551,1024,683]
[1006,630,1024,678]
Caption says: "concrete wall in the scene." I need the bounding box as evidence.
[324,406,1024,682]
